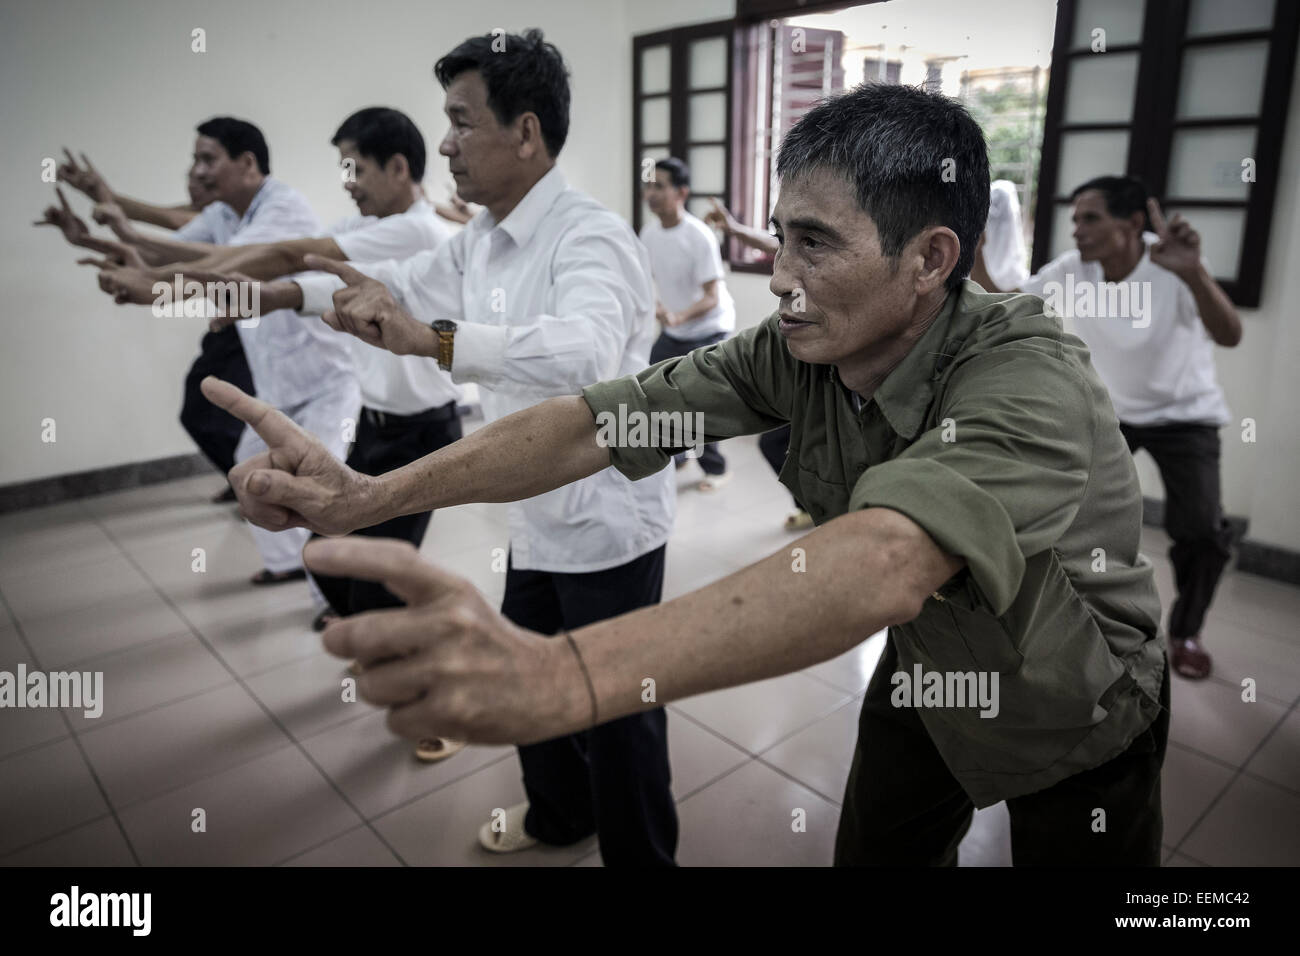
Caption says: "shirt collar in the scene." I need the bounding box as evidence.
[484,166,567,249]
[239,177,278,227]
[856,280,982,441]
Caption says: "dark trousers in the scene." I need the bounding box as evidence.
[310,402,462,616]
[1121,422,1232,639]
[650,331,728,475]
[835,633,1170,866]
[500,544,677,866]
[181,326,256,474]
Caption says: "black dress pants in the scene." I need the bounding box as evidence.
[500,544,677,866]
[835,633,1170,866]
[1120,422,1233,639]
[180,326,255,474]
[310,402,462,616]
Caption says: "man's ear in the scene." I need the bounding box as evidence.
[1130,210,1148,234]
[386,153,411,183]
[515,112,547,160]
[914,226,961,295]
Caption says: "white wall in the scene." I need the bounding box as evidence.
[4,0,1298,556]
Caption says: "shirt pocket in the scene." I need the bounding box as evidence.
[777,458,851,527]
[928,574,1025,676]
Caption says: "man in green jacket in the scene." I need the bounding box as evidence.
[201,82,1169,866]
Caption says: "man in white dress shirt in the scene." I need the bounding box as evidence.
[640,157,737,489]
[972,174,1242,681]
[216,30,679,865]
[90,118,360,598]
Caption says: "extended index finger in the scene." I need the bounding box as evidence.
[302,253,368,286]
[1146,197,1168,237]
[305,537,459,611]
[199,376,305,450]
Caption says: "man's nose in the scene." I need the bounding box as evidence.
[769,246,796,300]
[439,132,456,157]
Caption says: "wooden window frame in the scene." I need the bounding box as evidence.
[1034,0,1300,307]
[631,20,735,237]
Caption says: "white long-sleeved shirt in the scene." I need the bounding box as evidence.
[297,167,676,573]
[178,178,354,409]
[318,198,461,415]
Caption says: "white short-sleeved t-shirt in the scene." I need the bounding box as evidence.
[1022,233,1230,427]
[321,199,461,415]
[639,212,735,341]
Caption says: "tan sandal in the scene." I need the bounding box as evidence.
[414,737,467,763]
[477,802,539,853]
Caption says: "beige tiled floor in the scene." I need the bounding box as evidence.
[1,434,1297,866]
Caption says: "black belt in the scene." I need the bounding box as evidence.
[362,401,458,428]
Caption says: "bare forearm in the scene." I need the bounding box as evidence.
[128,231,220,265]
[367,396,610,523]
[555,508,958,732]
[114,195,198,230]
[1184,264,1242,346]
[215,237,343,281]
[676,291,718,324]
[728,223,780,255]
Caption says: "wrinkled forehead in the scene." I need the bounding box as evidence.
[772,166,874,236]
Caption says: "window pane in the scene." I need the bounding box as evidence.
[1050,203,1077,261]
[1071,0,1145,49]
[687,145,726,194]
[1163,206,1245,280]
[641,44,670,95]
[640,97,670,145]
[1057,130,1129,197]
[689,36,728,89]
[686,196,721,224]
[1187,0,1274,36]
[1063,52,1138,123]
[689,91,727,141]
[1167,126,1257,201]
[1177,42,1269,118]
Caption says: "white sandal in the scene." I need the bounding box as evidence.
[414,737,467,763]
[477,801,539,853]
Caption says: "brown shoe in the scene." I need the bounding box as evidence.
[1171,636,1212,680]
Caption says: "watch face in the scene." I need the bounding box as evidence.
[433,319,457,333]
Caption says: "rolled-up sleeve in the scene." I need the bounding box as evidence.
[848,348,1095,615]
[582,315,796,480]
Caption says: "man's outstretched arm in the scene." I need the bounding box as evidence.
[200,377,610,535]
[305,506,960,747]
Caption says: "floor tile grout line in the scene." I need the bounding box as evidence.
[352,750,519,828]
[0,586,143,866]
[0,811,121,864]
[271,821,402,867]
[85,509,413,868]
[1168,699,1298,858]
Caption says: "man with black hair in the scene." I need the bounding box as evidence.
[206,82,1172,866]
[43,151,251,500]
[252,30,678,864]
[89,117,359,601]
[973,175,1241,682]
[641,157,735,488]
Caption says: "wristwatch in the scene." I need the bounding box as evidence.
[431,319,457,372]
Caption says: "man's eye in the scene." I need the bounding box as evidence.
[801,236,821,250]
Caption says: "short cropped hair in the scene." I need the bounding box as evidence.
[332,107,426,182]
[1070,175,1151,230]
[655,157,690,189]
[196,117,270,175]
[776,83,990,292]
[434,28,570,158]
